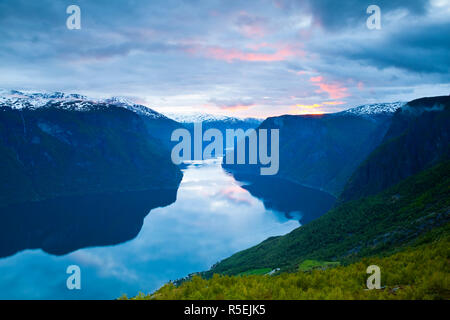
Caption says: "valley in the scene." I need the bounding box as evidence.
[0,91,448,300]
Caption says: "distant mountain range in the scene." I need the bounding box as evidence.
[164,111,263,159]
[0,90,164,117]
[0,90,416,204]
[165,112,262,125]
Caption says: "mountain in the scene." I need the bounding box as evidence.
[165,112,263,159]
[0,90,183,207]
[167,113,263,138]
[0,91,182,149]
[204,96,450,276]
[340,96,450,202]
[223,102,402,196]
[341,101,404,116]
[165,112,262,125]
[129,97,449,299]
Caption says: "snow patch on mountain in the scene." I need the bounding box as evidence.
[0,90,166,119]
[342,102,406,115]
[103,96,165,118]
[164,112,262,124]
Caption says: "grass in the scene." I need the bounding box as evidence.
[205,160,450,276]
[237,268,272,276]
[298,260,340,272]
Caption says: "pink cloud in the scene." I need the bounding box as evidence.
[203,46,298,62]
[316,83,348,99]
[220,104,253,111]
[184,40,305,63]
[309,76,323,82]
[309,76,349,99]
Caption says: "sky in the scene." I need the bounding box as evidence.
[0,0,449,118]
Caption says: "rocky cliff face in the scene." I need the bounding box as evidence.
[340,96,450,202]
[223,104,398,196]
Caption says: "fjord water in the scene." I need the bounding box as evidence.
[0,159,335,299]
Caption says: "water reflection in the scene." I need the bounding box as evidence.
[0,189,178,258]
[0,159,325,299]
[228,172,336,224]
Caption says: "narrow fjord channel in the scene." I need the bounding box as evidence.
[0,158,335,299]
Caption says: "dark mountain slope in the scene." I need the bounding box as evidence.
[223,104,399,196]
[340,96,450,202]
[206,160,450,276]
[0,100,182,207]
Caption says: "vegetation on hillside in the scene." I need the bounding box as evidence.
[206,160,450,276]
[125,225,449,300]
[298,260,340,272]
[204,161,450,277]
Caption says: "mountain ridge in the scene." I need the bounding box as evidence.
[0,93,183,207]
[204,95,450,276]
[223,102,399,196]
[340,95,450,202]
[0,90,167,119]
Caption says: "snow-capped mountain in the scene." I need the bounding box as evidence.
[0,90,166,119]
[0,91,183,244]
[0,90,264,124]
[342,102,406,115]
[164,112,262,124]
[102,96,166,119]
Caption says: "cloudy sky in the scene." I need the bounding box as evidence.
[0,0,449,118]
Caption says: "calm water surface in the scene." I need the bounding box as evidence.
[0,159,335,299]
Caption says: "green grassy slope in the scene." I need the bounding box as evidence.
[205,160,450,276]
[128,224,450,300]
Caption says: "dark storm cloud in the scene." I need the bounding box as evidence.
[355,23,450,74]
[318,21,450,76]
